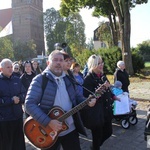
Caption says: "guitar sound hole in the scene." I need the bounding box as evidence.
[37,136,45,144]
[39,138,44,142]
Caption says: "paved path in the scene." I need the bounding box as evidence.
[25,81,150,150]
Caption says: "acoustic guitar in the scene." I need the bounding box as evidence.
[24,84,106,149]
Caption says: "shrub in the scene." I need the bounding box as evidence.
[95,47,122,74]
[74,47,144,75]
[132,52,145,73]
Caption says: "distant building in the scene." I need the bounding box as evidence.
[93,24,121,50]
[93,26,107,50]
[0,0,45,55]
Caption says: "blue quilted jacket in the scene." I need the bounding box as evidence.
[0,73,26,121]
[25,69,87,136]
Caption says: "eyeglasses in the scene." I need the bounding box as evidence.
[65,59,71,62]
[14,68,19,70]
[98,62,104,65]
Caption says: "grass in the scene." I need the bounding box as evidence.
[102,62,150,84]
[107,62,150,84]
[145,62,150,68]
[107,74,150,84]
[144,62,150,72]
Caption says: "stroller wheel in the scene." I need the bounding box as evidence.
[129,116,138,125]
[121,119,130,129]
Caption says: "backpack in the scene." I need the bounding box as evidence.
[24,73,48,118]
[41,73,48,100]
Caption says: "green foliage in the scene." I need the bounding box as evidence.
[60,0,148,75]
[44,8,86,54]
[94,47,122,74]
[44,8,66,53]
[132,40,150,61]
[86,38,94,50]
[0,36,14,60]
[13,40,37,61]
[132,51,145,73]
[136,40,150,54]
[74,49,94,70]
[130,0,148,7]
[74,47,122,73]
[73,47,145,75]
[66,12,86,51]
[145,62,150,68]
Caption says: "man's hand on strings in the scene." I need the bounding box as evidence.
[48,120,62,132]
[88,95,96,107]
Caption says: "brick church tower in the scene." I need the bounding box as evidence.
[12,0,45,55]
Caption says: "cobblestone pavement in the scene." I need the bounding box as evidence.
[25,81,150,150]
[25,100,149,150]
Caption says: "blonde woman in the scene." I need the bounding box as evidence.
[81,54,113,150]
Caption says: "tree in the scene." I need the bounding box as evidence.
[111,0,147,75]
[133,40,150,61]
[86,38,94,50]
[59,0,148,75]
[13,39,37,61]
[0,36,14,61]
[136,40,150,55]
[92,0,119,47]
[65,12,86,56]
[75,49,94,69]
[44,8,65,53]
[44,8,86,55]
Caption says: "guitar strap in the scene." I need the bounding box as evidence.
[40,73,48,102]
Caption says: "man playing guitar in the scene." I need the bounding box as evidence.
[24,50,97,150]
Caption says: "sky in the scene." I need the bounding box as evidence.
[0,0,150,47]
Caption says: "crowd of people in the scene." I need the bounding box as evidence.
[0,47,134,150]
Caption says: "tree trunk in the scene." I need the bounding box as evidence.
[108,13,118,46]
[121,0,134,75]
[111,0,134,75]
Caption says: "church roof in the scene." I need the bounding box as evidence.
[0,8,12,29]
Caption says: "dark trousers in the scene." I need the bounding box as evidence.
[91,121,112,150]
[42,130,81,150]
[0,118,26,150]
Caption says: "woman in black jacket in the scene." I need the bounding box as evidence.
[20,60,35,118]
[114,60,130,92]
[20,61,35,92]
[81,54,113,150]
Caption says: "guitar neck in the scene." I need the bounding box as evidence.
[58,96,93,122]
[57,84,105,122]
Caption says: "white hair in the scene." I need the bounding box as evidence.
[117,60,124,68]
[87,54,102,72]
[13,64,19,69]
[48,50,64,62]
[0,58,12,68]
